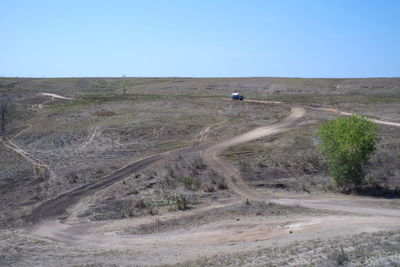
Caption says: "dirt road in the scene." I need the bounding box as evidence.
[26,144,211,223]
[39,93,74,100]
[201,106,305,200]
[20,97,400,265]
[25,96,399,222]
[28,212,399,265]
[312,106,400,127]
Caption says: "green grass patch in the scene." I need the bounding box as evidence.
[49,99,95,109]
[157,140,188,151]
[33,239,44,244]
[181,177,195,188]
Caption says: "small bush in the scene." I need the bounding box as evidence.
[395,186,400,196]
[66,171,79,184]
[255,156,267,167]
[135,200,147,209]
[189,156,205,169]
[164,193,188,210]
[317,115,379,189]
[327,245,349,266]
[181,177,195,188]
[217,181,228,190]
[202,183,216,192]
[166,166,176,178]
[175,194,188,210]
[387,170,395,177]
[141,199,158,215]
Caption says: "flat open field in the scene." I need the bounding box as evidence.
[1,77,400,266]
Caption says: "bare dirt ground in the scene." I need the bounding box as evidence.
[1,77,400,266]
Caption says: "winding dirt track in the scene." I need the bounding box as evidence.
[202,106,306,200]
[22,96,400,265]
[26,144,210,223]
[26,99,400,222]
[27,105,305,223]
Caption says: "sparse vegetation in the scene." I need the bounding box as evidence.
[226,125,326,192]
[141,193,189,214]
[92,109,117,117]
[166,193,189,210]
[181,177,196,189]
[256,93,400,105]
[179,231,400,266]
[1,77,400,266]
[0,98,12,134]
[327,245,349,266]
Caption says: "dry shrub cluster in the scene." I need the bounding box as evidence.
[92,109,117,117]
[163,154,227,193]
[237,148,326,192]
[79,153,228,221]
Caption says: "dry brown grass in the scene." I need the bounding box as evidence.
[177,230,400,266]
[225,111,400,195]
[92,109,117,117]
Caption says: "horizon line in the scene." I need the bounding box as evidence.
[0,76,399,79]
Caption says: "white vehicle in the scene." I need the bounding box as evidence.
[231,93,245,100]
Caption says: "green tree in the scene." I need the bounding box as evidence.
[317,115,379,189]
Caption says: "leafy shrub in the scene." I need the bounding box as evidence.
[164,193,188,210]
[174,194,188,210]
[181,177,195,188]
[138,199,158,215]
[317,115,379,189]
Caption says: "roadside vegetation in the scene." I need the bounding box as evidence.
[76,154,230,222]
[226,116,400,196]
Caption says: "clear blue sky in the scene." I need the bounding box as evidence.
[1,0,399,78]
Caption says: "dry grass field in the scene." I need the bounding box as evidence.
[1,77,400,266]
